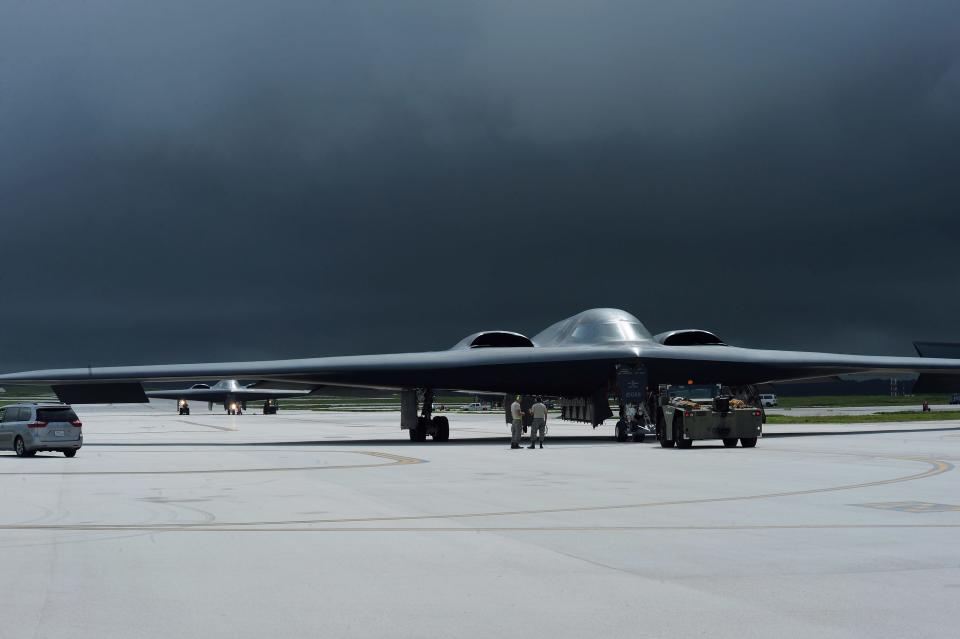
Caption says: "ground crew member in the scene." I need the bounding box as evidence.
[528,397,547,448]
[510,395,524,449]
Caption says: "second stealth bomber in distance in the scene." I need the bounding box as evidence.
[146,379,311,415]
[3,308,960,442]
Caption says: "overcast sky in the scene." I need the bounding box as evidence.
[1,1,958,369]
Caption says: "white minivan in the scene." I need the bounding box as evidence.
[759,394,778,407]
[0,403,82,457]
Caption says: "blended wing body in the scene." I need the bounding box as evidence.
[3,309,960,401]
[145,379,312,402]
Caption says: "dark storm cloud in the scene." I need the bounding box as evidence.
[0,1,959,368]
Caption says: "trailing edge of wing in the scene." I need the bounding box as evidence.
[51,383,147,404]
[0,345,640,399]
[7,340,960,402]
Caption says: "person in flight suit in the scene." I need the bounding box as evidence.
[527,397,547,449]
[510,395,524,449]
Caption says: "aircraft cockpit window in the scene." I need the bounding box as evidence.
[569,320,648,342]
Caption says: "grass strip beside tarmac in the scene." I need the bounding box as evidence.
[766,410,960,424]
[776,394,951,408]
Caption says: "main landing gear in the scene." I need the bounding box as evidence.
[404,389,450,442]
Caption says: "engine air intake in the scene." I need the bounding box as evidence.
[451,331,534,350]
[654,329,725,346]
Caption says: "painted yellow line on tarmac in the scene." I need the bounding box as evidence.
[0,523,958,533]
[0,450,423,476]
[0,455,950,530]
[130,456,956,526]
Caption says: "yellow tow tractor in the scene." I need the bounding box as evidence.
[656,384,762,449]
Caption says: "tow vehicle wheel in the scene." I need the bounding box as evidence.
[64,450,77,458]
[722,438,738,447]
[615,420,628,442]
[740,437,758,448]
[674,416,692,448]
[657,413,674,448]
[431,416,450,442]
[14,437,27,458]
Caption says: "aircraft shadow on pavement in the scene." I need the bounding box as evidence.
[84,435,621,448]
[762,425,960,438]
[71,424,960,448]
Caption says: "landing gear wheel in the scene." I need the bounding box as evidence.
[64,450,77,458]
[409,417,427,442]
[14,436,27,458]
[676,437,693,449]
[740,437,758,448]
[722,438,738,447]
[615,420,628,442]
[431,416,450,442]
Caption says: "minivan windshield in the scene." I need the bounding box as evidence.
[37,407,79,422]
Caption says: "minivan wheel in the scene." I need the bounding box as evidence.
[14,437,27,458]
[64,450,77,458]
